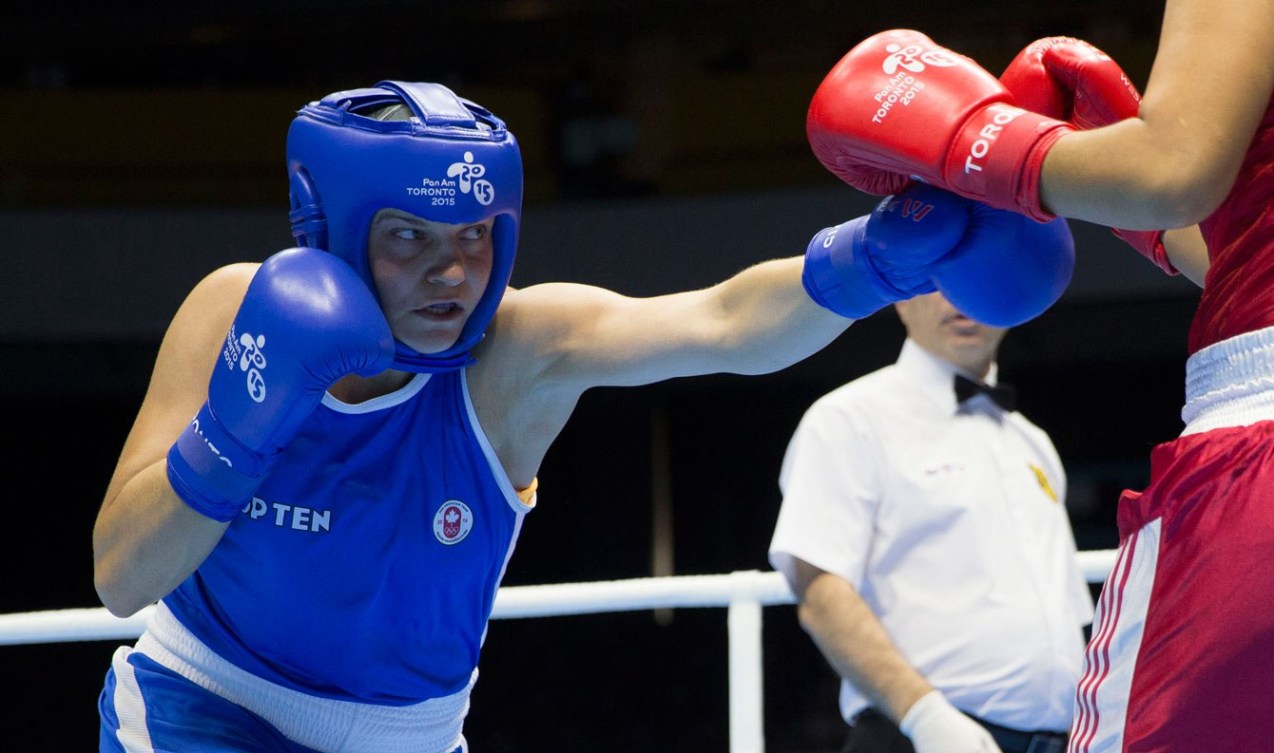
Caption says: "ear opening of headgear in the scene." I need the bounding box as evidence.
[285,80,524,373]
[287,167,327,250]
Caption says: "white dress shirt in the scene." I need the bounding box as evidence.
[769,340,1094,732]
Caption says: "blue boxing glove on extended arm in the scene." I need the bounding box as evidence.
[804,183,1074,326]
[167,247,396,521]
[802,184,972,320]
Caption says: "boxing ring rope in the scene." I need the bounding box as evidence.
[0,549,1116,753]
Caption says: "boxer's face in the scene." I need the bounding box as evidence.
[367,208,495,354]
[896,292,1006,379]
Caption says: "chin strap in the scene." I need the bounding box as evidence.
[390,339,478,373]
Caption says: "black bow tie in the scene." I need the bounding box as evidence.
[955,374,1016,412]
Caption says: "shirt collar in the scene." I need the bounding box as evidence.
[896,339,1000,415]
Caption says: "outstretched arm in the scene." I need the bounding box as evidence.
[474,188,1071,482]
[469,254,854,487]
[498,187,1070,395]
[1039,0,1274,229]
[493,255,848,399]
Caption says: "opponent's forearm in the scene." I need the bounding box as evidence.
[93,461,229,617]
[1038,121,1223,230]
[798,573,932,722]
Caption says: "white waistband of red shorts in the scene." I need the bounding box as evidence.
[136,602,472,753]
[1182,326,1274,435]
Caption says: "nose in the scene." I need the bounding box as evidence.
[426,241,466,287]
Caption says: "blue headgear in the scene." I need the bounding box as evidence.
[286,81,523,372]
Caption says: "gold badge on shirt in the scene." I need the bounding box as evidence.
[1028,464,1059,503]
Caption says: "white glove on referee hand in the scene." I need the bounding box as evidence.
[899,690,1003,753]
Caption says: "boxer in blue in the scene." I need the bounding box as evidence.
[92,81,1074,752]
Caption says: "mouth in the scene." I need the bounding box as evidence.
[943,314,983,333]
[413,301,465,320]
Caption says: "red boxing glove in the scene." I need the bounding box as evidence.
[807,29,1072,221]
[1000,36,1141,129]
[999,37,1178,275]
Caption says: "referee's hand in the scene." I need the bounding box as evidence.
[900,690,1003,753]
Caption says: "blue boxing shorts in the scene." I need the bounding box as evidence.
[100,647,322,753]
[99,642,469,753]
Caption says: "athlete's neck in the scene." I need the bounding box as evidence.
[328,369,414,404]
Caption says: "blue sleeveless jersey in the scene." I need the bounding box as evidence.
[163,370,531,704]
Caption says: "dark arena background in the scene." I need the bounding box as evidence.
[2,2,1196,751]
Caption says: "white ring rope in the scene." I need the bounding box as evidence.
[0,549,1117,753]
[0,550,1116,646]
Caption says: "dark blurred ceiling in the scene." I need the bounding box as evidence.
[5,1,1167,91]
[2,2,1170,207]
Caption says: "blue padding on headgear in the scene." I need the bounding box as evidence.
[286,81,523,373]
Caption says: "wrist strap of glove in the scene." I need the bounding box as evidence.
[802,215,905,319]
[949,105,1072,222]
[1111,228,1179,275]
[167,403,272,522]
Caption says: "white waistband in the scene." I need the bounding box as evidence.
[1182,327,1274,435]
[135,602,472,753]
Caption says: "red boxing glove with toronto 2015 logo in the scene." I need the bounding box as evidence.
[806,28,1075,222]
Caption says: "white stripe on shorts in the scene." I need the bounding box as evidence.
[1068,519,1159,753]
[110,645,156,752]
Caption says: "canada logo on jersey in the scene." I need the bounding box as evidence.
[433,500,475,545]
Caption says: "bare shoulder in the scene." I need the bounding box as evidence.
[186,263,259,309]
[496,282,622,327]
[156,263,259,400]
[475,282,625,366]
[160,263,258,363]
[466,283,617,481]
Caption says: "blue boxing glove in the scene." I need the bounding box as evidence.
[804,183,1074,326]
[931,205,1074,327]
[167,247,396,521]
[803,184,973,320]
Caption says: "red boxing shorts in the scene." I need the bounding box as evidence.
[1070,327,1274,753]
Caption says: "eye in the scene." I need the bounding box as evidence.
[458,223,490,241]
[393,227,426,241]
